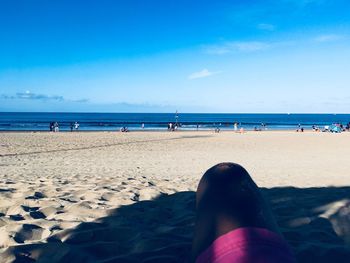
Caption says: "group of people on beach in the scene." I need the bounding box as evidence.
[338,122,350,132]
[253,123,268,131]
[49,122,59,132]
[49,121,80,132]
[296,124,304,132]
[297,122,350,133]
[70,122,80,132]
[47,121,350,133]
[168,122,179,131]
[120,126,129,132]
[325,122,350,133]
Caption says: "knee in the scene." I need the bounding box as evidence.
[202,162,251,187]
[196,162,253,207]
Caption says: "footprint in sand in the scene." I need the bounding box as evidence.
[9,214,25,221]
[13,224,50,243]
[25,191,47,200]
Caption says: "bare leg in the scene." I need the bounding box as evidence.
[191,163,280,261]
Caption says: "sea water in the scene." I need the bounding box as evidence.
[0,112,349,131]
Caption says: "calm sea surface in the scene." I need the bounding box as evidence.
[0,112,349,131]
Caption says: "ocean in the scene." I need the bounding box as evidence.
[0,112,349,131]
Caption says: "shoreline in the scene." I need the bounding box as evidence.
[0,129,347,133]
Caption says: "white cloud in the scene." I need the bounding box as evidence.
[9,91,64,101]
[257,23,275,31]
[188,69,221,80]
[204,45,232,55]
[314,34,344,43]
[0,91,88,103]
[234,41,270,52]
[204,41,270,55]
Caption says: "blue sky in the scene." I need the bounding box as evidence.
[0,0,350,113]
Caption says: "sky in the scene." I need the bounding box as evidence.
[0,0,350,113]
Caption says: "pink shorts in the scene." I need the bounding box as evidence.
[196,227,296,263]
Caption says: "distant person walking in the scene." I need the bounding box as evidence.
[54,122,59,132]
[70,122,74,132]
[49,122,54,132]
[74,122,80,131]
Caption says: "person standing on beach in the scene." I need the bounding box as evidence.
[70,122,74,132]
[54,122,59,132]
[49,122,54,132]
[74,122,80,131]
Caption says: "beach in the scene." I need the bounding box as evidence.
[1,131,350,262]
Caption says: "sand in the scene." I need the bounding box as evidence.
[0,131,350,262]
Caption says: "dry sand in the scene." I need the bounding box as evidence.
[0,131,350,262]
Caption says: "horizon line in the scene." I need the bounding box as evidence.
[1,111,350,115]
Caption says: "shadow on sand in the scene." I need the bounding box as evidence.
[4,187,350,263]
